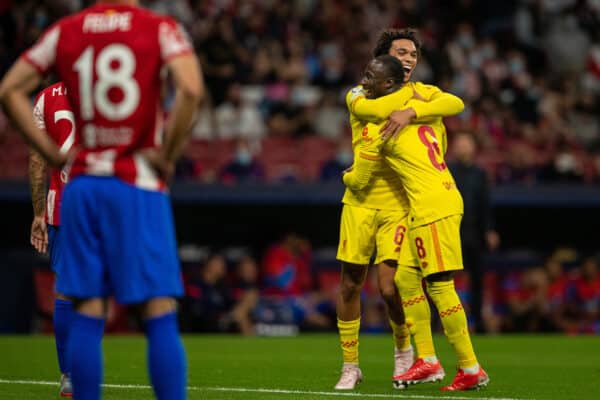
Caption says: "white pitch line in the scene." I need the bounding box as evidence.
[0,378,530,400]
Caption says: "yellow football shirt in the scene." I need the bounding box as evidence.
[341,85,413,211]
[375,117,464,226]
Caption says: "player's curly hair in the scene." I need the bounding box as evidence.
[373,28,422,57]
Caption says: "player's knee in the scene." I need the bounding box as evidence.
[74,297,105,318]
[379,283,398,305]
[340,279,362,302]
[341,262,367,285]
[143,297,177,319]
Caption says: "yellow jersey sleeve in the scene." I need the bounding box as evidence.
[407,82,464,119]
[342,129,386,191]
[412,82,442,101]
[382,117,463,226]
[346,85,414,122]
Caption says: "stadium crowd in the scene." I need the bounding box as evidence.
[1,1,599,337]
[2,0,600,183]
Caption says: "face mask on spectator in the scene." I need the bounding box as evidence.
[481,44,496,60]
[236,149,253,166]
[458,33,475,49]
[555,153,577,173]
[509,59,524,74]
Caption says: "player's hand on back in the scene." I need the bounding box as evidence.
[379,89,424,140]
[30,216,48,254]
[379,108,416,140]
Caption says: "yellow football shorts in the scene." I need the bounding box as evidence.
[337,204,418,266]
[398,213,464,277]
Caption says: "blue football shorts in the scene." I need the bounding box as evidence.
[47,224,62,273]
[56,176,183,304]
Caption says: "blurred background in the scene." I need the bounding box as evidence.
[0,0,599,337]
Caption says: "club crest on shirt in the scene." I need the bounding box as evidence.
[361,126,373,144]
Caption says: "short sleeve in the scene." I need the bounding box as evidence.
[22,25,60,75]
[345,85,365,110]
[159,19,193,64]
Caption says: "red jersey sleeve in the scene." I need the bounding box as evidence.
[22,23,62,75]
[158,18,193,64]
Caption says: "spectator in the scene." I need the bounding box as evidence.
[197,14,243,106]
[543,256,572,333]
[320,139,352,182]
[174,155,198,181]
[495,142,538,184]
[569,257,600,334]
[314,90,347,139]
[448,132,500,333]
[219,139,265,184]
[539,141,586,183]
[229,255,260,335]
[180,253,232,333]
[503,267,549,332]
[258,233,332,330]
[215,83,266,141]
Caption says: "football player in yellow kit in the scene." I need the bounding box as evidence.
[344,53,490,391]
[334,56,416,392]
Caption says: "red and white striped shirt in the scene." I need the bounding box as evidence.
[23,3,193,191]
[33,82,75,226]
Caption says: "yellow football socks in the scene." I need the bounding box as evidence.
[338,318,360,364]
[395,266,436,359]
[389,319,411,351]
[427,279,478,369]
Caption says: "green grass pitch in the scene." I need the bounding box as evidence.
[1,334,599,399]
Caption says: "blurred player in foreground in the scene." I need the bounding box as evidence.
[0,1,203,399]
[29,82,75,397]
[344,54,489,391]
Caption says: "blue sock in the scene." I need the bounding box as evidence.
[146,312,187,400]
[53,298,73,374]
[68,313,105,400]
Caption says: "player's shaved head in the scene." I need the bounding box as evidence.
[373,28,421,57]
[361,55,405,99]
[374,55,406,83]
